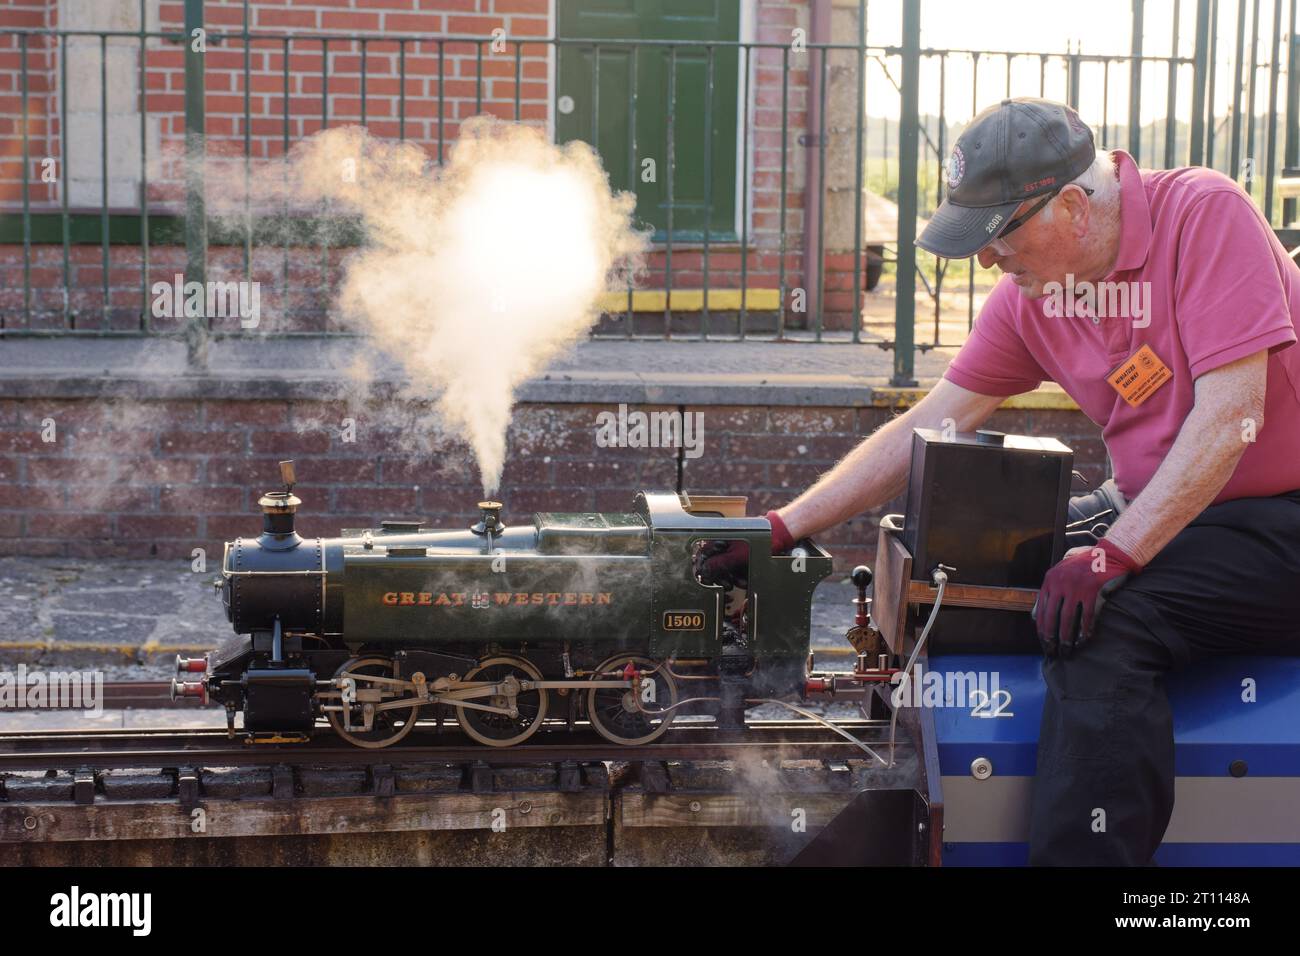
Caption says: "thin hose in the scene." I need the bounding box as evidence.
[746,698,888,766]
[622,665,889,766]
[634,695,720,716]
[888,570,948,766]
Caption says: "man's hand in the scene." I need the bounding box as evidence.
[1033,539,1141,657]
[694,511,794,587]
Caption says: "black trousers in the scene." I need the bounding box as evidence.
[1027,489,1300,866]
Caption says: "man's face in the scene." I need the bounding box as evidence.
[975,188,1089,298]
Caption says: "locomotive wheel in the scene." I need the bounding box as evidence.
[587,654,679,746]
[327,656,421,750]
[455,656,549,748]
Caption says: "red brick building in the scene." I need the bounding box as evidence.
[0,0,871,332]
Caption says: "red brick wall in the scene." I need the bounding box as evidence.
[0,0,57,206]
[0,242,357,331]
[156,0,551,176]
[0,395,1107,574]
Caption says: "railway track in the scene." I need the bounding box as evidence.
[0,714,917,861]
[0,718,903,771]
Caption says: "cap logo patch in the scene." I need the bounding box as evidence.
[947,146,966,190]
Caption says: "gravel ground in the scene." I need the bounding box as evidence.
[0,557,230,681]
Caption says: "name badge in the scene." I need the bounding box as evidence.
[1107,344,1172,407]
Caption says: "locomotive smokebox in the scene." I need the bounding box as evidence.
[221,459,331,635]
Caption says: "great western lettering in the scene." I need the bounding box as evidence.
[381,591,613,606]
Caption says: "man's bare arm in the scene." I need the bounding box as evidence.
[776,379,1006,541]
[1103,350,1267,566]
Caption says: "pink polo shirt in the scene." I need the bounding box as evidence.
[944,149,1300,504]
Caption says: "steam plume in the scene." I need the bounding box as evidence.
[217,118,645,496]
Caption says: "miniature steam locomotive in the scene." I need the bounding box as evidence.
[172,436,1300,866]
[178,462,832,748]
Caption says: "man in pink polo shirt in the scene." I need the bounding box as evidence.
[719,98,1300,865]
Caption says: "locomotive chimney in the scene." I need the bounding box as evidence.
[257,460,303,551]
[470,500,505,537]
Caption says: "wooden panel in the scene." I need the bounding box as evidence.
[0,792,608,844]
[875,514,1039,656]
[905,581,1039,613]
[617,792,853,828]
[870,517,912,656]
[681,494,748,517]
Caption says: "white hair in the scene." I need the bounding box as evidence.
[1040,150,1120,223]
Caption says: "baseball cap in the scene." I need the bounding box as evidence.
[916,97,1096,259]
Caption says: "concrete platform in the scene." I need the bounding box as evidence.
[0,333,1076,409]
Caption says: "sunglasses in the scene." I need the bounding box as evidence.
[996,184,1096,241]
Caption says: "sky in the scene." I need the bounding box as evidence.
[860,0,1289,127]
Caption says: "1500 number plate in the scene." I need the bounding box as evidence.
[662,610,706,631]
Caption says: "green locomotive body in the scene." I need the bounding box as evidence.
[194,466,832,749]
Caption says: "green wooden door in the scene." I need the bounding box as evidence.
[557,0,741,242]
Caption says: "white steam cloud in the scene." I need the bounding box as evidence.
[214,118,646,496]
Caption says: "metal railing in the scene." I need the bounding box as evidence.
[0,0,1295,384]
[898,0,1300,384]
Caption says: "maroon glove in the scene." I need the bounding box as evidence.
[1033,539,1140,658]
[694,511,794,587]
[767,510,795,553]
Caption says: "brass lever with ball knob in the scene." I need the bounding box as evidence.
[845,565,884,659]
